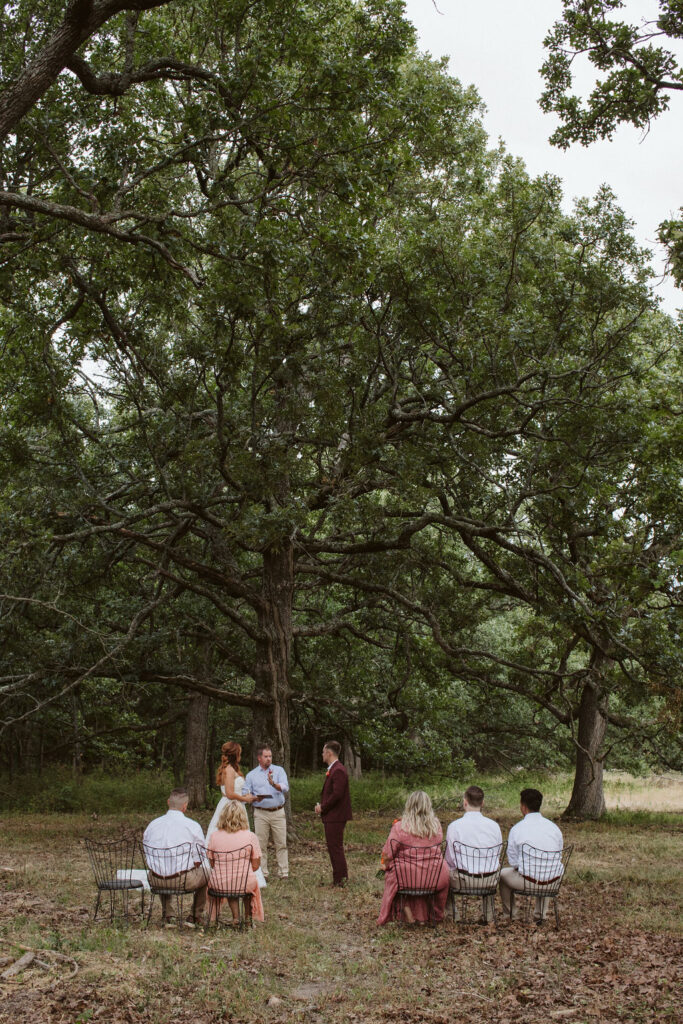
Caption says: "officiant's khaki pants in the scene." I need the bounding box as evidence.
[253,807,288,878]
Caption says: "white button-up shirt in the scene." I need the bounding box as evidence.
[142,809,205,875]
[507,812,563,881]
[445,811,503,874]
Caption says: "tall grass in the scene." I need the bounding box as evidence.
[0,767,175,814]
[2,767,679,820]
[290,771,571,816]
[1,767,552,816]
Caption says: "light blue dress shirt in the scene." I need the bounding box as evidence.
[243,764,289,809]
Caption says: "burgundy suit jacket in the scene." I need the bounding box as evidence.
[320,760,352,823]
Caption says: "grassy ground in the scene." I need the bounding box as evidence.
[0,777,681,1023]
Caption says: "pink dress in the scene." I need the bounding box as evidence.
[207,828,264,922]
[377,822,449,925]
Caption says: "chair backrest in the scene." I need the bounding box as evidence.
[450,840,506,879]
[140,841,194,886]
[85,835,139,887]
[207,844,253,896]
[520,843,573,893]
[390,838,444,894]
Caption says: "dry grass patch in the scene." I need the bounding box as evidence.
[603,772,683,812]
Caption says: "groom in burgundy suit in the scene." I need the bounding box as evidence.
[315,740,352,887]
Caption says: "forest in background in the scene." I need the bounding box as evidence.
[1,0,681,819]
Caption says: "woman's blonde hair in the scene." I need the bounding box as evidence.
[400,790,441,839]
[217,800,249,833]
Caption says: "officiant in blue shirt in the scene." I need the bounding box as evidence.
[243,746,290,880]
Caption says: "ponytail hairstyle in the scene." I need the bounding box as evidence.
[216,740,242,785]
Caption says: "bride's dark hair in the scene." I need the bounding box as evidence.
[216,740,242,784]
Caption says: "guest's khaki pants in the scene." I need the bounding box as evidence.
[449,868,496,922]
[253,807,288,878]
[149,863,207,921]
[499,867,550,920]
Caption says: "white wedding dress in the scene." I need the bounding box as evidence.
[205,776,267,889]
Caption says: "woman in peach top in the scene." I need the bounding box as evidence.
[207,801,265,923]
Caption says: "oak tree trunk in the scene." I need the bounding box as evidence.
[184,691,210,808]
[564,681,607,819]
[250,543,293,775]
[344,741,362,780]
[71,690,82,777]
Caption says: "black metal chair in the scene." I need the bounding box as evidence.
[85,835,146,923]
[140,841,207,928]
[206,844,254,930]
[511,843,574,928]
[448,840,507,924]
[390,838,446,927]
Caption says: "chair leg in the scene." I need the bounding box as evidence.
[145,892,155,928]
[207,895,219,926]
[481,894,496,925]
[554,898,560,929]
[93,890,102,922]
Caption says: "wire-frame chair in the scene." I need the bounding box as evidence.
[206,844,254,930]
[140,841,207,928]
[448,840,507,925]
[511,843,574,928]
[390,838,446,927]
[85,834,146,923]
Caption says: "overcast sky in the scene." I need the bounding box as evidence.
[402,0,682,315]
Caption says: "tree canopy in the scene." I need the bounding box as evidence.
[540,0,683,284]
[1,0,681,816]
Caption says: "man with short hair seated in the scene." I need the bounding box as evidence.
[445,785,503,922]
[143,787,207,927]
[499,787,563,923]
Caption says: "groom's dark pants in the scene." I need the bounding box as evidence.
[323,820,348,885]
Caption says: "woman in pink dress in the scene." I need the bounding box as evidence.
[207,801,265,923]
[377,790,450,925]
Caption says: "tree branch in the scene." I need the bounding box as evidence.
[0,0,177,139]
[0,190,201,285]
[66,53,215,95]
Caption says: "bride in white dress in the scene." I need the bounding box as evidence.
[206,741,267,888]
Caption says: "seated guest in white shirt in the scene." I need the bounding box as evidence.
[499,787,563,923]
[445,785,503,922]
[143,788,207,926]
